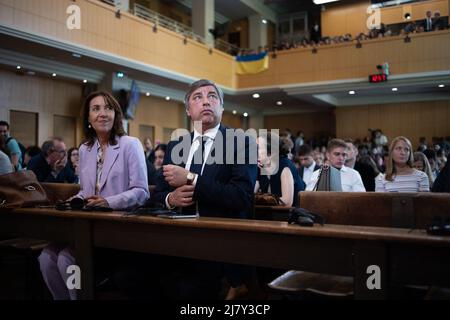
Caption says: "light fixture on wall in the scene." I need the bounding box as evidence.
[356,40,362,49]
[153,24,157,33]
[312,47,318,54]
[115,9,121,19]
[404,13,411,20]
[404,35,411,43]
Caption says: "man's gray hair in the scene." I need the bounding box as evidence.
[184,79,224,109]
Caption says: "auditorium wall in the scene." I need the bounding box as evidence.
[335,100,450,147]
[264,111,336,139]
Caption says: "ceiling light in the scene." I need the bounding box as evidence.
[165,96,170,101]
[72,53,82,58]
[146,92,150,96]
[116,72,124,78]
[438,84,445,88]
[349,90,356,95]
[252,93,260,99]
[262,19,267,24]
[313,0,340,4]
[276,101,283,106]
[83,79,87,83]
[392,88,398,92]
[232,110,237,115]
[16,65,21,70]
[52,73,57,77]
[243,112,248,117]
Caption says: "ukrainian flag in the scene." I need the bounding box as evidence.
[236,52,269,75]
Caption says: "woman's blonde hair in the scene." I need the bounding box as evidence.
[413,152,434,186]
[385,136,414,181]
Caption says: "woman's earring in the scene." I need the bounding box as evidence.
[88,123,92,129]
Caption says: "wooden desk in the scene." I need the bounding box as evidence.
[1,207,450,300]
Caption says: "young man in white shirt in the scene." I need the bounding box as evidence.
[306,138,366,192]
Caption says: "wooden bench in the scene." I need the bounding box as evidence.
[269,191,450,299]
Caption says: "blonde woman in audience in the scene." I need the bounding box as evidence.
[413,152,434,187]
[375,136,429,192]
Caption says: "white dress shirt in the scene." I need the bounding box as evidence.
[306,165,366,192]
[165,124,220,208]
[302,161,316,186]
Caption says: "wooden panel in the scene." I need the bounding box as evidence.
[222,111,243,129]
[0,0,234,88]
[54,115,76,149]
[335,100,450,148]
[138,124,155,145]
[128,95,186,145]
[321,0,371,38]
[9,110,38,148]
[264,111,336,139]
[0,69,83,147]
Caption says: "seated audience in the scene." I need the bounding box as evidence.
[0,134,13,175]
[0,120,23,170]
[307,139,366,192]
[345,140,378,191]
[432,160,450,192]
[375,136,430,192]
[297,144,320,186]
[148,143,167,185]
[67,147,79,183]
[413,151,434,187]
[27,138,77,183]
[38,91,149,300]
[23,145,41,169]
[256,132,305,207]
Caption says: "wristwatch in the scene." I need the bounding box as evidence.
[186,172,196,185]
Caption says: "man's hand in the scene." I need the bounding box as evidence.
[85,195,109,208]
[168,185,195,207]
[52,157,67,174]
[163,164,190,187]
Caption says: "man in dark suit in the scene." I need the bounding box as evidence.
[297,144,320,186]
[423,10,434,32]
[153,79,257,299]
[27,138,76,183]
[432,160,450,192]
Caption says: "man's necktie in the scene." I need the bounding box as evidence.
[189,136,207,175]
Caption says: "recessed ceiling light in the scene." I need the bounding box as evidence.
[116,72,124,78]
[232,110,237,115]
[438,84,445,88]
[243,112,248,117]
[349,90,356,95]
[26,71,35,76]
[252,93,260,99]
[16,66,21,70]
[146,92,150,96]
[276,101,283,106]
[83,79,87,83]
[262,19,267,24]
[392,88,398,92]
[52,73,56,77]
[72,53,82,58]
[165,96,170,101]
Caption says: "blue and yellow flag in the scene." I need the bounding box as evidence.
[236,52,269,75]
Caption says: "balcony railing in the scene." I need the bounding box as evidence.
[132,3,240,55]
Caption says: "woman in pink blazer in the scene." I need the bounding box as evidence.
[38,91,149,300]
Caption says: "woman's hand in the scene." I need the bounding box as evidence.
[85,195,109,207]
